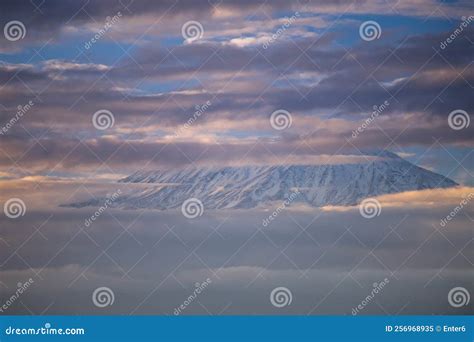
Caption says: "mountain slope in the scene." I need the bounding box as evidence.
[67,151,457,210]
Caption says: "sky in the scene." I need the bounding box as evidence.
[0,0,473,316]
[0,0,472,183]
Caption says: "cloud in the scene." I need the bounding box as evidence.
[42,60,111,72]
[322,186,474,212]
[0,196,471,314]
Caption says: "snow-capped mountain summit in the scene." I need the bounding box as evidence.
[67,151,457,210]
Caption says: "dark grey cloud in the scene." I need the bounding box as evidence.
[2,27,472,126]
[0,204,472,314]
[0,0,306,52]
[0,120,473,175]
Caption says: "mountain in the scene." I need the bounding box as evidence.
[66,151,457,210]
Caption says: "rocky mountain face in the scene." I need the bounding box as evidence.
[67,151,457,210]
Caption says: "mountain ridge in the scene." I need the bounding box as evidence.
[66,151,458,210]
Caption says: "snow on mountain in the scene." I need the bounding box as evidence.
[67,151,457,210]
